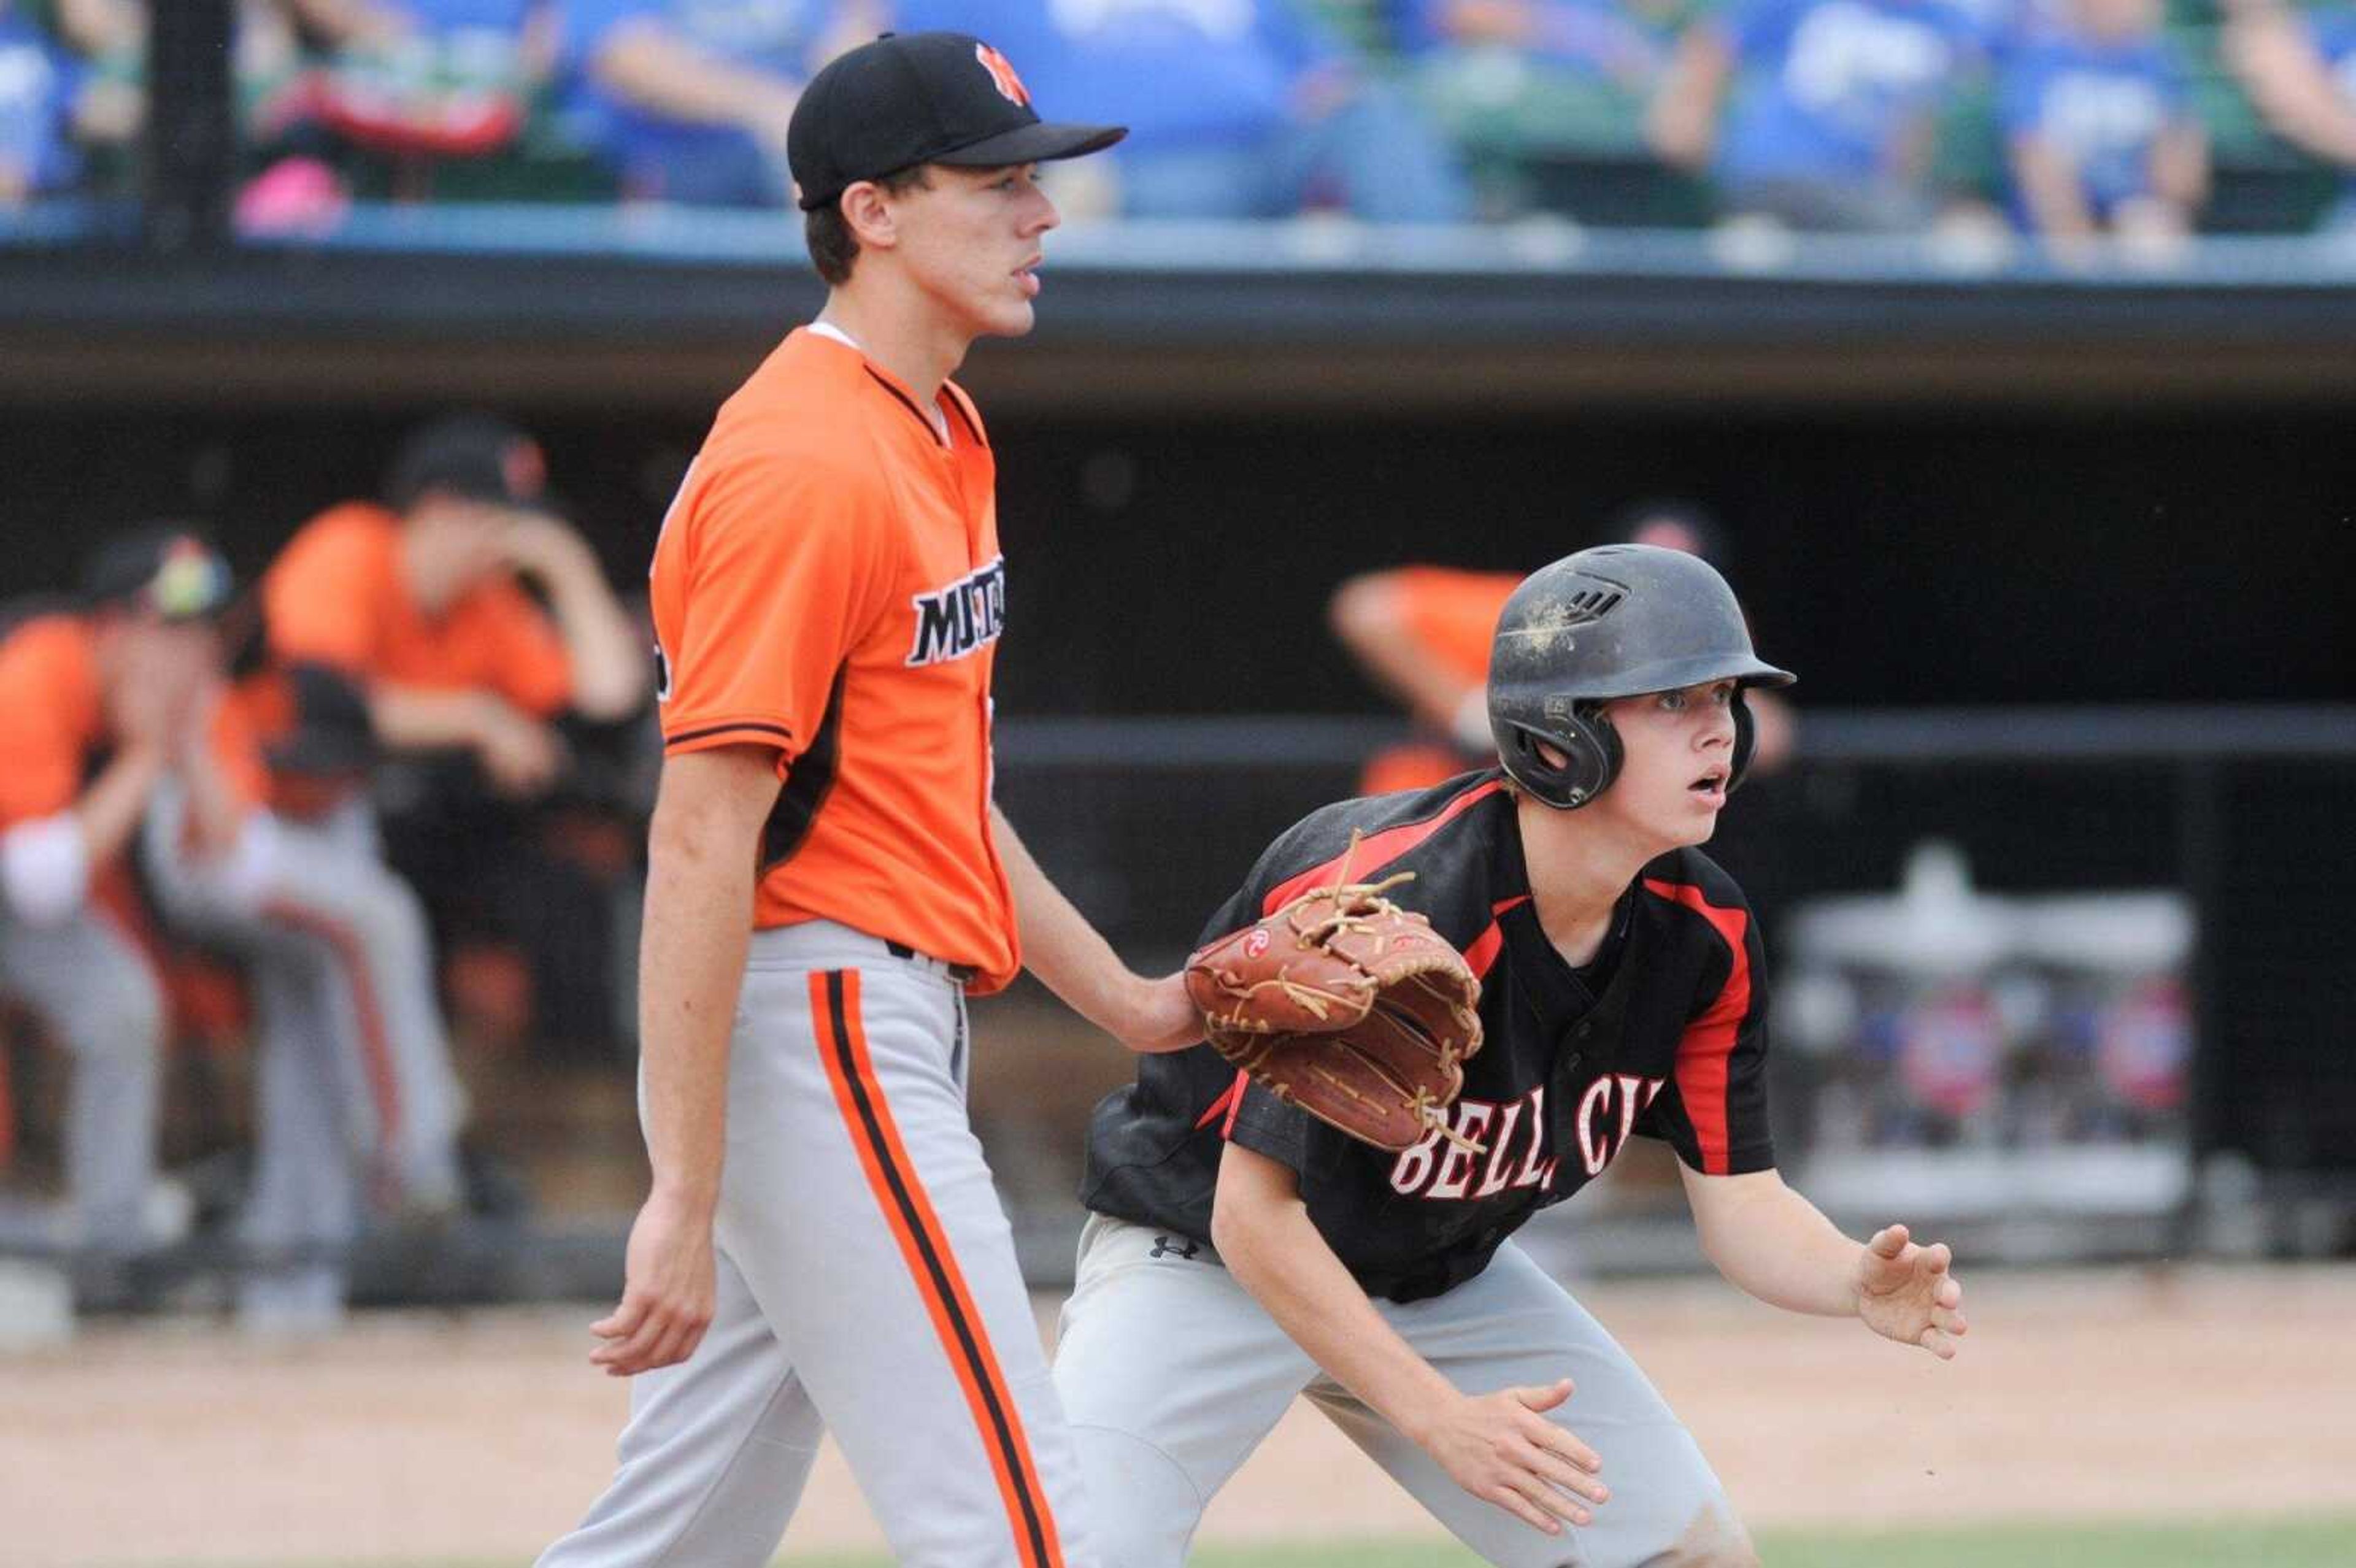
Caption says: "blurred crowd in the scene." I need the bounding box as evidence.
[4,1,2356,247]
[0,415,653,1330]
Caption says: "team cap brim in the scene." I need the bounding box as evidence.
[931,120,1127,170]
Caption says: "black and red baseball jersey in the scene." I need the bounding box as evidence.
[1083,769,1776,1303]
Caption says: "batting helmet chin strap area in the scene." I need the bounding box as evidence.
[1497,692,1760,812]
[1485,543,1792,813]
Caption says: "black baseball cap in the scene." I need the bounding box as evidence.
[81,525,234,621]
[385,413,549,512]
[788,31,1125,212]
[263,663,379,778]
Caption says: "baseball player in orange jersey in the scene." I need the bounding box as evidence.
[0,530,239,1280]
[0,529,468,1330]
[539,31,1198,1568]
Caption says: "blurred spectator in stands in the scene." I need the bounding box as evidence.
[1393,0,1702,216]
[2001,0,2206,261]
[41,1,309,199]
[0,0,77,207]
[1649,0,1992,231]
[259,415,650,1065]
[2225,0,2356,233]
[558,0,881,207]
[1328,499,1793,797]
[296,1,558,177]
[0,530,236,1300]
[906,0,1471,221]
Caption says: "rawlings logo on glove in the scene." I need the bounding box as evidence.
[1185,848,1484,1153]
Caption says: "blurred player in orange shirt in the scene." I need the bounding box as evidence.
[263,413,647,791]
[0,528,243,1292]
[260,414,650,1063]
[1330,503,1794,797]
[0,523,474,1331]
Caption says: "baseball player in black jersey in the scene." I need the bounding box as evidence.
[1054,545,1968,1567]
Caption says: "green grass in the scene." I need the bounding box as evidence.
[760,1515,2356,1567]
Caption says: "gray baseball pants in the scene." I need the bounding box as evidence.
[0,904,165,1256]
[539,922,1093,1568]
[1053,1216,1746,1567]
[142,793,466,1310]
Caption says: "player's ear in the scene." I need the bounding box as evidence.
[838,180,899,252]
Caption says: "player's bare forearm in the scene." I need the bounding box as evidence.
[1679,1165,1866,1315]
[1212,1144,1469,1434]
[1680,1167,1969,1357]
[368,682,509,751]
[637,747,780,1207]
[74,741,169,872]
[508,523,649,721]
[590,747,779,1375]
[170,720,250,863]
[1214,1143,1611,1532]
[539,571,650,721]
[992,803,1196,1051]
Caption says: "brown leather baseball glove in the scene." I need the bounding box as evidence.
[1185,869,1484,1152]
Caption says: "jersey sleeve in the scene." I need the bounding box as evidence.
[1636,882,1776,1176]
[263,518,382,675]
[653,450,892,764]
[0,637,87,829]
[476,582,575,718]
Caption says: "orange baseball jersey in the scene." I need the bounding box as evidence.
[1389,566,1522,684]
[261,501,573,717]
[0,613,266,833]
[650,328,1019,990]
[0,614,106,832]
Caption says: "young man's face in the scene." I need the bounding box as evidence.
[1591,678,1742,848]
[886,163,1061,339]
[403,496,513,613]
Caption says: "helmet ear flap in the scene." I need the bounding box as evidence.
[1728,688,1757,793]
[1502,702,1622,810]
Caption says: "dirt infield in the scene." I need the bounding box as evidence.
[6,1264,2353,1566]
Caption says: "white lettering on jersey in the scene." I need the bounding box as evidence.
[907,555,1007,667]
[1427,1102,1495,1199]
[1389,1086,1565,1201]
[1472,1101,1525,1197]
[1576,1073,1667,1178]
[1515,1085,1553,1189]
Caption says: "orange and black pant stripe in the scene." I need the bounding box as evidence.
[812,969,1063,1568]
[263,898,402,1148]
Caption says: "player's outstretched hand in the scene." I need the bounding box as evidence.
[1419,1378,1609,1537]
[1854,1223,1968,1359]
[590,1189,717,1377]
[1117,972,1208,1055]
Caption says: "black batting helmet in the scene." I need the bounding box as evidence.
[1488,544,1793,810]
